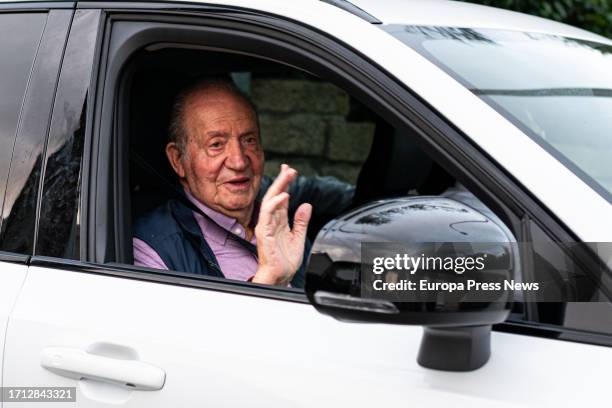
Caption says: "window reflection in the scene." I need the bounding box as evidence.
[386,25,612,201]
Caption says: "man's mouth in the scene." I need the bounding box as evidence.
[224,176,251,190]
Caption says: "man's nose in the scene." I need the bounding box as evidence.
[224,138,249,171]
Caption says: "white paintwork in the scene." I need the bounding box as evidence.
[4,267,612,407]
[0,261,27,408]
[1,1,611,407]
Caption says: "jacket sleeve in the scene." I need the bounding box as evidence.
[259,175,355,219]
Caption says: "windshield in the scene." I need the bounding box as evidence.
[384,25,612,203]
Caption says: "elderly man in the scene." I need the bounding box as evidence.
[133,79,353,286]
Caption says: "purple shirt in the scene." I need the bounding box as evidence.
[133,190,258,281]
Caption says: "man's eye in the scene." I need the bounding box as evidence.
[244,136,258,145]
[209,141,223,149]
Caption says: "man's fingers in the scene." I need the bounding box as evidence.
[262,164,297,202]
[291,202,312,240]
[260,191,290,220]
[266,164,296,198]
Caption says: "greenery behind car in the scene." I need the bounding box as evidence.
[464,0,612,38]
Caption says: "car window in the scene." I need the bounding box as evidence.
[123,45,497,290]
[54,16,512,292]
[254,77,373,185]
[0,12,47,251]
[524,220,612,334]
[384,25,612,203]
[127,53,379,285]
[381,25,612,337]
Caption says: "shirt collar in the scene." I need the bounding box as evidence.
[184,188,239,233]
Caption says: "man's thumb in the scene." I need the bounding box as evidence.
[292,203,312,239]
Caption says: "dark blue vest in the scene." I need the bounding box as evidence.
[133,197,307,287]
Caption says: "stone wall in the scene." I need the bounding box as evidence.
[249,79,375,184]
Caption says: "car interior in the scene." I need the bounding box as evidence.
[111,42,610,329]
[126,46,458,259]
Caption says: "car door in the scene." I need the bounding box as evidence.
[3,2,612,407]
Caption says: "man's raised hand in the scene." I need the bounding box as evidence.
[252,164,312,286]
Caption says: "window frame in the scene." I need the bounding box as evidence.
[0,2,73,11]
[84,8,527,290]
[31,9,102,260]
[28,4,612,343]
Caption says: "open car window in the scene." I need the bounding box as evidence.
[125,45,504,287]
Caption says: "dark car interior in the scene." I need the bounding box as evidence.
[126,46,456,252]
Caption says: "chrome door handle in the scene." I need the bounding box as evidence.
[41,347,165,391]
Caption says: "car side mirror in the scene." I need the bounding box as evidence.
[305,196,516,371]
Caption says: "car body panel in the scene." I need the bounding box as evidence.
[0,1,611,406]
[3,266,611,407]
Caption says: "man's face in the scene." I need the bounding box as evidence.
[167,88,264,220]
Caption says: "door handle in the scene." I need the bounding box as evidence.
[41,347,165,391]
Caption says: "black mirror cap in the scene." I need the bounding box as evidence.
[305,195,514,324]
[305,196,515,370]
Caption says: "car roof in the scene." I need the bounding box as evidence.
[1,0,611,44]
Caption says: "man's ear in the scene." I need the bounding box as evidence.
[166,142,186,178]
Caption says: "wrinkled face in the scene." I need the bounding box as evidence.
[167,88,264,220]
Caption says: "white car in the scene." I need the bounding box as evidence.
[0,0,611,407]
